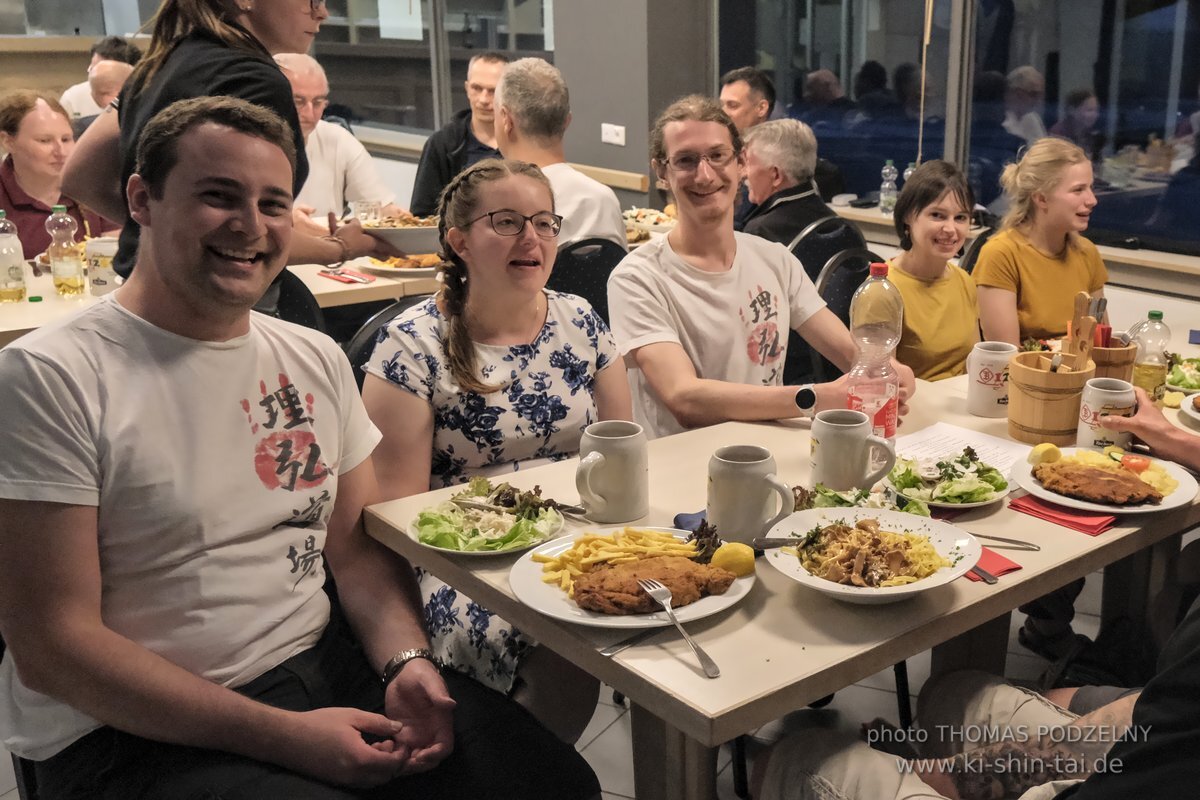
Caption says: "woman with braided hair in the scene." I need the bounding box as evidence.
[364,158,631,742]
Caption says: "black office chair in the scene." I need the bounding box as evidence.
[274,268,327,334]
[783,214,868,384]
[545,238,628,325]
[796,245,884,382]
[343,295,431,391]
[957,226,996,275]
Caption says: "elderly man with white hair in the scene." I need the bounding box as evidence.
[494,57,626,248]
[740,120,840,259]
[274,53,403,234]
[1003,65,1048,143]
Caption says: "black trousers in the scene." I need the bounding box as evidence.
[35,610,599,800]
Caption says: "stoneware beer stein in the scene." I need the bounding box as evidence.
[967,341,1019,417]
[1077,377,1136,450]
[810,409,896,491]
[576,420,649,523]
[706,445,793,546]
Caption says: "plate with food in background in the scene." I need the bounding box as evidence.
[408,478,566,556]
[1177,394,1200,428]
[623,206,676,234]
[1166,358,1200,395]
[362,215,441,252]
[885,447,1010,509]
[764,508,979,605]
[355,253,444,278]
[510,525,756,628]
[1012,445,1197,514]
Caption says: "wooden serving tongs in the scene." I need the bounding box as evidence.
[1064,291,1096,371]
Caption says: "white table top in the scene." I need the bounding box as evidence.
[364,376,1200,747]
[0,262,438,348]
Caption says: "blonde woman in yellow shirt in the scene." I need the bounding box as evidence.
[973,138,1107,344]
[888,161,980,381]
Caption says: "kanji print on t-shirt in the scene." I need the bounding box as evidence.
[241,373,335,592]
[738,284,784,383]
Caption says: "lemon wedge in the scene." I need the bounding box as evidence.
[1028,443,1062,466]
[1163,391,1184,409]
[710,542,755,577]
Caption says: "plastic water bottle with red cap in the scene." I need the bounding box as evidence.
[846,262,904,441]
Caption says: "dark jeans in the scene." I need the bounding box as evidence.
[35,611,599,800]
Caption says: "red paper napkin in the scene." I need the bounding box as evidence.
[965,546,1023,581]
[1008,495,1116,536]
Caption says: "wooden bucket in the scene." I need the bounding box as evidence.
[1091,343,1136,382]
[1007,351,1096,445]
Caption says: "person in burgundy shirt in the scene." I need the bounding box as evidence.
[0,91,109,258]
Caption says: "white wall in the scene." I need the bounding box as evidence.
[374,157,418,212]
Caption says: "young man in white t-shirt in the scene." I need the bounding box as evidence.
[608,95,915,438]
[0,97,596,798]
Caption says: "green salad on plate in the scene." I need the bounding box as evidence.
[887,447,1008,505]
[413,478,564,553]
[1167,359,1200,391]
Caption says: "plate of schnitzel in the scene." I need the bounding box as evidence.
[510,527,756,628]
[1012,448,1198,514]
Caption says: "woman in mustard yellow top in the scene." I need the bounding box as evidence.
[888,161,980,380]
[973,138,1107,345]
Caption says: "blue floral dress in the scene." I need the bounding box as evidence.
[365,290,619,692]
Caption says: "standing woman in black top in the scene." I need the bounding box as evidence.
[64,0,387,276]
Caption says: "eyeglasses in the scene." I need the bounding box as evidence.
[294,96,329,111]
[662,148,737,173]
[466,210,563,239]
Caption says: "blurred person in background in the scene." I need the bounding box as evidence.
[494,57,626,249]
[974,137,1106,346]
[1050,88,1101,158]
[58,35,142,120]
[719,66,775,133]
[1004,65,1048,143]
[0,91,110,258]
[64,0,391,279]
[410,52,508,216]
[800,69,855,129]
[275,53,404,236]
[71,60,134,137]
[888,160,980,381]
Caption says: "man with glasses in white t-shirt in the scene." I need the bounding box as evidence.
[607,95,915,439]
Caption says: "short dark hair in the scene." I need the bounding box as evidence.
[135,96,296,199]
[893,160,975,250]
[468,51,510,72]
[853,60,887,99]
[720,67,776,115]
[1064,88,1096,111]
[91,35,142,65]
[650,94,742,166]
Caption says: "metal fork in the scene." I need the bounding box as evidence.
[635,578,721,678]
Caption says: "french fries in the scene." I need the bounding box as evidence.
[533,528,698,597]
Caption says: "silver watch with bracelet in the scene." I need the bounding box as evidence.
[381,647,443,687]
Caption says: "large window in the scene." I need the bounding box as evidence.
[724,0,1200,256]
[314,0,553,132]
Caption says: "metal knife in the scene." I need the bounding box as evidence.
[598,628,662,657]
[752,537,801,549]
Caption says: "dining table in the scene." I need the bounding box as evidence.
[364,375,1200,800]
[0,261,438,348]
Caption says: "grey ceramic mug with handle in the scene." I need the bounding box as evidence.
[706,445,793,545]
[810,409,896,491]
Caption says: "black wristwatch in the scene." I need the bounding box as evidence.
[794,384,817,418]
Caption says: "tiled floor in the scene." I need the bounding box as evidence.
[0,566,1125,799]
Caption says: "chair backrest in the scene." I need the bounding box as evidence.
[802,246,884,383]
[787,215,867,283]
[274,269,327,334]
[545,238,628,325]
[343,295,431,391]
[957,226,995,275]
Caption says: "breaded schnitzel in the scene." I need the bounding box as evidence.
[573,556,736,615]
[1033,461,1163,505]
